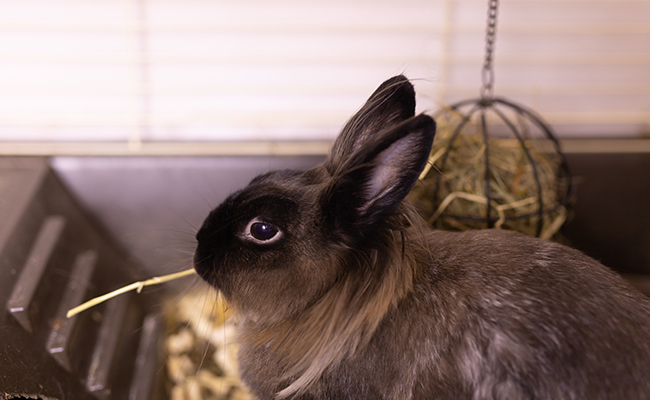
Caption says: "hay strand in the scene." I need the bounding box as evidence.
[66,268,197,318]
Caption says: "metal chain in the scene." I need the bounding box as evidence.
[481,0,499,99]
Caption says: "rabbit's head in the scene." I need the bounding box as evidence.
[194,75,436,324]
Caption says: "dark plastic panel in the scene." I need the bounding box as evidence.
[0,157,165,400]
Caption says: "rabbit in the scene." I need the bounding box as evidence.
[194,75,650,400]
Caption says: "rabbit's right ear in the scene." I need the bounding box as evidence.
[323,114,436,230]
[325,75,416,173]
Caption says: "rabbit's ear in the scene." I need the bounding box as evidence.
[326,75,416,173]
[325,114,436,228]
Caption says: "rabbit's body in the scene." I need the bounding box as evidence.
[236,228,650,400]
[195,76,650,400]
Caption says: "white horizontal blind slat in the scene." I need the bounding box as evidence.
[0,0,648,144]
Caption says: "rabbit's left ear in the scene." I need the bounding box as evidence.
[325,114,436,228]
[325,75,416,174]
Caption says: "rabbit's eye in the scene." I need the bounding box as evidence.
[251,222,278,240]
[247,220,281,242]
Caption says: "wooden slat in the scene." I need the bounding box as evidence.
[47,250,97,371]
[86,294,129,398]
[7,216,66,333]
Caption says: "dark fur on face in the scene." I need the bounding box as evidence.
[195,75,650,400]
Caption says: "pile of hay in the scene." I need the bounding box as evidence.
[164,284,257,400]
[408,108,571,240]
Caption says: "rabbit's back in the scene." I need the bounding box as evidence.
[383,228,650,400]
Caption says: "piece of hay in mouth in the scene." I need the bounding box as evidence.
[66,268,197,318]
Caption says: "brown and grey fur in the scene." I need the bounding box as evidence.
[194,76,650,400]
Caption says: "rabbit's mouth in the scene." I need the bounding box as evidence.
[193,243,238,298]
[193,245,220,286]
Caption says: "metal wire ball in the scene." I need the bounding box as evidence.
[412,97,574,238]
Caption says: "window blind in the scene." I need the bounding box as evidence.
[0,0,648,149]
